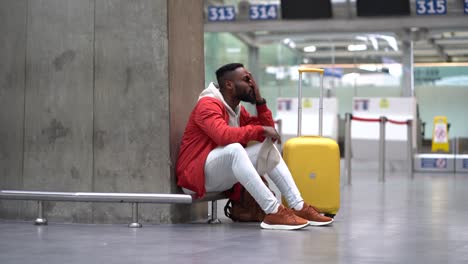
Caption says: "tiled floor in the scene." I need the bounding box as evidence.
[1,172,468,264]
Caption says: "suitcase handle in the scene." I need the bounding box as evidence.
[297,67,324,137]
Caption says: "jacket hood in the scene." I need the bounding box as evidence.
[199,82,239,118]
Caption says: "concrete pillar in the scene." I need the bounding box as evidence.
[245,45,260,114]
[0,0,205,224]
[248,46,260,78]
[400,28,425,97]
[168,0,206,222]
[401,39,414,97]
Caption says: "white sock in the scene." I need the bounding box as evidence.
[293,201,304,211]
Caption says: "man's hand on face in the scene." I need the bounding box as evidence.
[248,72,263,103]
[262,126,282,144]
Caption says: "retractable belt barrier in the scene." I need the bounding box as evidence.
[351,115,410,125]
[344,113,414,185]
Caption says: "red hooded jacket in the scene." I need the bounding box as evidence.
[176,96,275,198]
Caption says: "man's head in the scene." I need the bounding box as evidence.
[215,63,256,104]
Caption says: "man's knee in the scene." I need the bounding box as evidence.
[225,143,248,158]
[225,143,246,156]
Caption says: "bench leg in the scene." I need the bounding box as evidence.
[34,201,48,225]
[128,202,142,228]
[207,200,221,224]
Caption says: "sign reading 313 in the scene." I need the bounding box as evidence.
[416,0,447,15]
[207,5,236,21]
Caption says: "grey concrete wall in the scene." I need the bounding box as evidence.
[0,0,27,218]
[93,0,171,224]
[0,0,205,224]
[22,0,94,222]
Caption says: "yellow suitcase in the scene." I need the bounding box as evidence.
[282,68,340,217]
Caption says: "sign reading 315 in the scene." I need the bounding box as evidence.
[416,0,447,15]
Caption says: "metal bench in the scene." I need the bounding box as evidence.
[0,190,227,227]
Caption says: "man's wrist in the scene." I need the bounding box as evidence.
[256,98,266,105]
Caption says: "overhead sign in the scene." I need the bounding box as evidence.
[465,0,468,14]
[414,67,441,84]
[416,0,447,15]
[249,4,278,20]
[207,6,235,22]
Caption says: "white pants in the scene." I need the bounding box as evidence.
[204,142,303,214]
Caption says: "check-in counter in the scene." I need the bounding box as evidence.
[455,154,468,173]
[414,153,455,172]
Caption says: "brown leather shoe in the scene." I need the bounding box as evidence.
[260,205,309,230]
[293,203,334,226]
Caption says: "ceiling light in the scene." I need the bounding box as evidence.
[226,48,241,53]
[348,44,367,51]
[283,38,291,44]
[303,45,317,52]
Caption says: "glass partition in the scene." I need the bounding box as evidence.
[414,65,468,139]
[204,32,468,139]
[204,33,248,88]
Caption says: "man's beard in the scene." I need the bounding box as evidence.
[236,86,256,104]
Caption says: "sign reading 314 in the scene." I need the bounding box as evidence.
[249,4,278,20]
[416,0,447,15]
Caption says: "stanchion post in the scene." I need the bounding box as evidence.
[128,202,142,228]
[34,201,48,225]
[208,200,222,224]
[407,119,414,180]
[319,73,324,136]
[379,116,387,182]
[345,113,352,185]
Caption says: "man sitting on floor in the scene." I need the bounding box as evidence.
[176,63,333,230]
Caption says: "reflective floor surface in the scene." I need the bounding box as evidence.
[1,172,468,264]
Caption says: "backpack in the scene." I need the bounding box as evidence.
[223,176,273,222]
